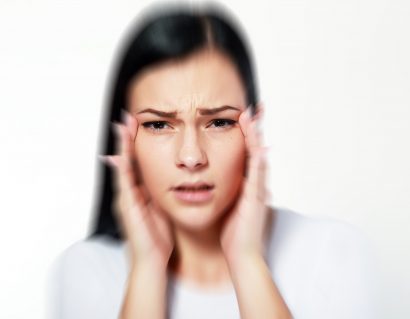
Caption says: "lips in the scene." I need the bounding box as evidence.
[173,181,214,191]
[172,182,215,203]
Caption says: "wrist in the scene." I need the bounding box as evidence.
[131,257,169,276]
[226,251,266,275]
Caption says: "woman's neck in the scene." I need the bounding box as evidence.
[167,205,275,288]
[168,220,232,286]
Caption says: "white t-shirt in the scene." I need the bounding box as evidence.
[46,206,380,319]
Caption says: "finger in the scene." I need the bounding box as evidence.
[113,121,132,165]
[239,104,265,151]
[99,153,145,201]
[239,104,264,179]
[98,154,118,167]
[253,102,265,120]
[113,116,152,207]
[115,159,150,234]
[240,104,268,201]
[121,109,144,186]
[121,109,139,147]
[98,124,149,240]
[99,154,135,223]
[111,123,146,211]
[250,103,265,145]
[246,146,269,202]
[112,122,135,183]
[238,105,252,136]
[239,103,264,125]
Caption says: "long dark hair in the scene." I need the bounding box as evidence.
[88,2,259,242]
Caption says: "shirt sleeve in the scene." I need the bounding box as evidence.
[46,240,123,319]
[317,222,382,319]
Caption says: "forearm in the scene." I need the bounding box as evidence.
[119,262,168,319]
[228,254,293,319]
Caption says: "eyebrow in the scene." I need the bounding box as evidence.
[136,105,241,118]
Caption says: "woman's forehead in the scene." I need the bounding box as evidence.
[135,104,244,119]
[127,50,247,113]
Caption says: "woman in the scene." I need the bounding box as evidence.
[48,3,377,319]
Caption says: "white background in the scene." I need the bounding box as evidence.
[0,0,409,318]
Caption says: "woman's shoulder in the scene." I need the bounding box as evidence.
[270,205,372,245]
[47,235,128,319]
[55,234,126,262]
[267,206,380,318]
[49,234,128,281]
[267,205,376,269]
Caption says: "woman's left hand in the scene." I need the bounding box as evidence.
[220,103,272,266]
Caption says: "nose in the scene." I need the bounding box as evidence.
[175,127,207,171]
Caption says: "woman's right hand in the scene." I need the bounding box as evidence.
[100,110,175,270]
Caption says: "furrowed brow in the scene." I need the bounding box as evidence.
[198,105,241,115]
[136,105,241,118]
[136,108,178,118]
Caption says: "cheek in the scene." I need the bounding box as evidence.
[133,138,173,192]
[212,135,246,189]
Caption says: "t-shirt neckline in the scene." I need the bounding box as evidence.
[168,272,236,296]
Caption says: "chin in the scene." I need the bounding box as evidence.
[166,203,225,231]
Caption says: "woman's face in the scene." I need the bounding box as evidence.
[127,49,248,231]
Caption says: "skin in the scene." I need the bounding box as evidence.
[103,48,292,317]
[126,48,252,288]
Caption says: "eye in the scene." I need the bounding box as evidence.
[209,119,237,129]
[141,119,237,133]
[142,121,171,132]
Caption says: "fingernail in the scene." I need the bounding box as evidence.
[126,112,134,127]
[120,109,127,125]
[98,155,113,166]
[122,109,133,126]
[246,107,253,119]
[252,119,263,135]
[111,121,121,136]
[98,154,107,163]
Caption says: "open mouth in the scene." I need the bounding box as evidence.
[175,185,214,191]
[173,185,214,202]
